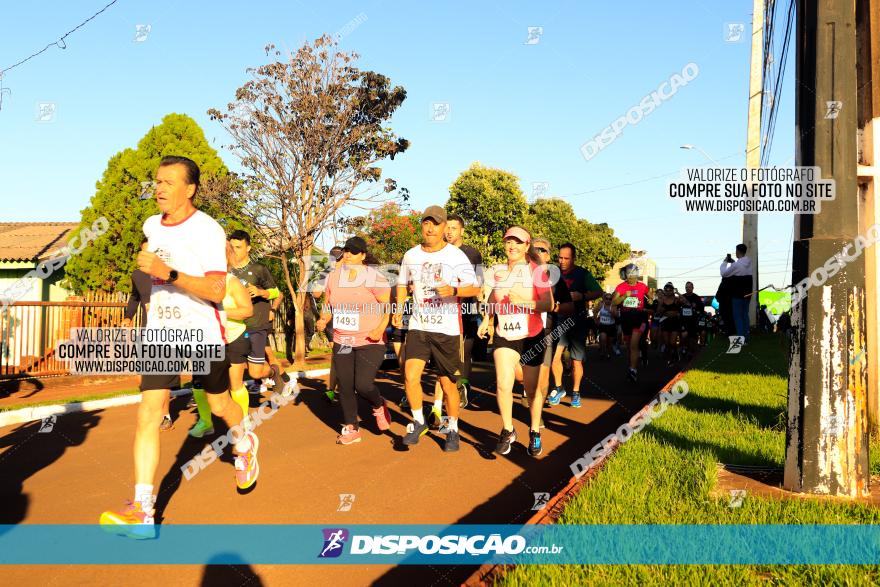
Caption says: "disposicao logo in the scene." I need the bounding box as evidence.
[318,528,349,558]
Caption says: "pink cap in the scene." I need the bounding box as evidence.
[503,226,530,243]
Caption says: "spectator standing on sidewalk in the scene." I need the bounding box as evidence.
[720,244,753,343]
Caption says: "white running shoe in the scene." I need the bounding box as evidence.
[281,378,300,399]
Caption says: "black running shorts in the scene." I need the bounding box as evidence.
[598,323,617,338]
[245,328,269,363]
[405,330,462,380]
[140,354,230,394]
[660,315,681,333]
[226,333,250,365]
[494,331,547,368]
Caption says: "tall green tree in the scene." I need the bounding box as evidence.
[64,113,248,294]
[446,163,528,263]
[525,197,629,279]
[578,219,630,280]
[524,198,581,251]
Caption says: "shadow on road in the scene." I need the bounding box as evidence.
[0,376,45,400]
[0,410,101,527]
[200,553,264,587]
[369,342,685,587]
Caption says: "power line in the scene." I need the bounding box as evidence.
[559,151,743,198]
[0,0,119,76]
[760,0,796,166]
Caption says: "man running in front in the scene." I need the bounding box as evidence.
[547,243,602,408]
[428,213,483,422]
[99,156,258,539]
[393,205,479,452]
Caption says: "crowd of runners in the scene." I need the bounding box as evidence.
[99,156,712,539]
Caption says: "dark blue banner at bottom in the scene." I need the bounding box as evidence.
[1,524,880,565]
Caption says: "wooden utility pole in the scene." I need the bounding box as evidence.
[784,0,868,496]
[743,0,763,326]
[857,0,880,434]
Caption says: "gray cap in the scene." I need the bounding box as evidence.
[421,205,447,224]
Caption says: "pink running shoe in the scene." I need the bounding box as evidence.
[234,431,260,490]
[372,401,391,431]
[337,424,362,445]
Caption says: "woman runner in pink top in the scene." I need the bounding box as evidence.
[479,226,553,457]
[316,237,392,445]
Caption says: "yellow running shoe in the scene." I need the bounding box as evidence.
[99,500,156,540]
[428,406,442,430]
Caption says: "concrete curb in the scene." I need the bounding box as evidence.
[0,368,330,430]
[462,360,695,587]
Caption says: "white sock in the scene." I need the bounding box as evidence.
[433,399,442,411]
[134,484,154,509]
[448,417,458,432]
[234,432,253,454]
[412,409,425,425]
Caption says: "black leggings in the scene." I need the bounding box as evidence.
[333,343,386,427]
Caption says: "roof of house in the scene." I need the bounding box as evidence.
[0,222,81,262]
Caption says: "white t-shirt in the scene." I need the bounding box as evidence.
[143,209,227,344]
[399,243,477,336]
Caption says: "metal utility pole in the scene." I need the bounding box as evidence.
[784,0,868,496]
[744,0,764,327]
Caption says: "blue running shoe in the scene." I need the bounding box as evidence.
[546,387,566,406]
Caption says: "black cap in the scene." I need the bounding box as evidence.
[343,236,368,255]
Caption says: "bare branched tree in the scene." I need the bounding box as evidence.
[209,35,409,363]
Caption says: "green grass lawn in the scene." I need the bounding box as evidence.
[500,333,880,586]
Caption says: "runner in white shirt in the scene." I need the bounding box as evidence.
[392,205,479,452]
[100,157,258,540]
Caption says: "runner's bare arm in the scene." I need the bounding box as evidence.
[453,284,481,298]
[137,250,226,303]
[226,278,253,320]
[316,310,332,331]
[392,285,408,328]
[367,290,392,342]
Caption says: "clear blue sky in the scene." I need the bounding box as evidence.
[0,0,794,296]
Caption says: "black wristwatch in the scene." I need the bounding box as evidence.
[167,269,179,283]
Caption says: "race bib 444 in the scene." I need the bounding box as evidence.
[497,314,527,340]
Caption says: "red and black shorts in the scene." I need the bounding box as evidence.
[619,310,648,336]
